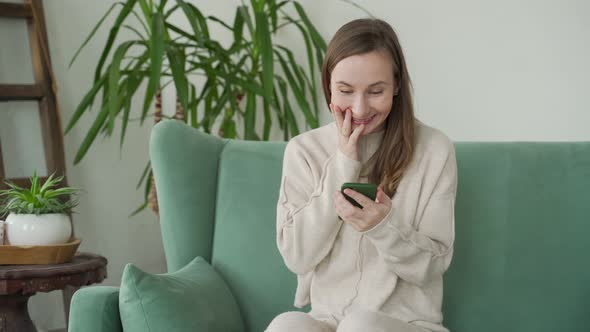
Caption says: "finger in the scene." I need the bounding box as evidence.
[333,104,344,130]
[349,123,365,144]
[336,191,362,212]
[343,108,351,136]
[343,188,373,207]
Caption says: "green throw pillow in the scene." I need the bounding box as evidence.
[119,256,244,332]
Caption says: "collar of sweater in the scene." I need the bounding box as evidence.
[358,125,385,164]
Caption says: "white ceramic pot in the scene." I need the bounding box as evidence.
[5,213,72,246]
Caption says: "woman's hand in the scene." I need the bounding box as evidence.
[333,185,393,232]
[330,103,365,161]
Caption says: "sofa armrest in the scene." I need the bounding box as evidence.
[68,286,122,332]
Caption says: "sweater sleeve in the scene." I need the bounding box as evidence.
[276,139,363,274]
[361,142,458,287]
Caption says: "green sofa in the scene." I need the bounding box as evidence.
[69,120,590,332]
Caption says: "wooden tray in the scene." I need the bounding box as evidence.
[0,238,81,265]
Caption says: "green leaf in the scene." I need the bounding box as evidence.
[141,11,165,123]
[108,40,138,134]
[275,50,317,127]
[277,77,300,137]
[68,2,122,68]
[254,11,274,102]
[129,9,151,36]
[136,160,151,189]
[94,0,139,84]
[130,168,151,217]
[271,80,283,113]
[250,0,264,13]
[209,84,231,128]
[157,0,169,11]
[209,68,265,97]
[164,3,179,18]
[39,173,56,194]
[207,15,233,31]
[120,72,144,147]
[122,24,146,40]
[143,170,153,207]
[166,45,189,114]
[276,45,306,97]
[230,7,244,50]
[238,6,254,38]
[220,118,237,138]
[267,0,278,30]
[244,91,256,140]
[176,0,209,41]
[262,91,271,140]
[189,83,198,127]
[130,201,148,217]
[165,22,194,41]
[65,74,107,135]
[30,172,39,195]
[293,1,326,51]
[282,16,320,119]
[202,83,215,132]
[137,0,152,22]
[74,103,110,164]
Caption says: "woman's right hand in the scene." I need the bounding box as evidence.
[330,103,365,161]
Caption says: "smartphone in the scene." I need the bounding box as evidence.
[341,182,377,207]
[338,182,377,220]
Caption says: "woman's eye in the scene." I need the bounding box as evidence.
[369,90,384,95]
[339,90,353,95]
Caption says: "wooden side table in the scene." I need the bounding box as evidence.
[0,253,107,332]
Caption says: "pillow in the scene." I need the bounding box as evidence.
[119,256,244,332]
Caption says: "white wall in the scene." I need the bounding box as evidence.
[1,0,588,330]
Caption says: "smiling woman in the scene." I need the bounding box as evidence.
[330,50,398,133]
[271,18,458,332]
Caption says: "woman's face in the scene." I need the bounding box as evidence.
[330,50,397,135]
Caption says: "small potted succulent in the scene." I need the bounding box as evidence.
[0,172,80,246]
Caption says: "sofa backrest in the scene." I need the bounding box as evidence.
[211,138,590,332]
[442,142,590,332]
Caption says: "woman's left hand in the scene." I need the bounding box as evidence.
[333,185,393,232]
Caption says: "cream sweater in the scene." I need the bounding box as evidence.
[276,119,458,332]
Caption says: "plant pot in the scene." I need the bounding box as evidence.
[5,213,72,246]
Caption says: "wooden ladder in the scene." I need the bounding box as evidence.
[0,0,68,190]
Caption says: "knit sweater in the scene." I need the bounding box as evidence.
[275,119,458,332]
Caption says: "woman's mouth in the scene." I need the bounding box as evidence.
[352,114,376,125]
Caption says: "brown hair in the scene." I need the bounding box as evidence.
[321,18,416,198]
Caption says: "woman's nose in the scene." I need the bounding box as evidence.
[352,95,370,116]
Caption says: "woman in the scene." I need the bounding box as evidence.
[268,18,457,332]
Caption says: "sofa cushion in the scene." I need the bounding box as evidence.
[211,141,300,332]
[119,256,244,332]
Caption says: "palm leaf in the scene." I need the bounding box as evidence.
[94,0,139,83]
[166,45,189,113]
[141,11,165,123]
[108,40,138,134]
[68,2,122,68]
[254,10,274,102]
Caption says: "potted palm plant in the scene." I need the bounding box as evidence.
[0,172,81,246]
[64,0,351,215]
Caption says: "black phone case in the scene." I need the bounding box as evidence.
[338,182,377,220]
